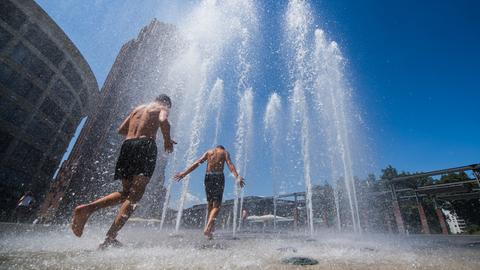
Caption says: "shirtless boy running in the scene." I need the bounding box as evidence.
[72,94,176,248]
[174,145,245,239]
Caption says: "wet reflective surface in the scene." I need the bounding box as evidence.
[1,223,479,269]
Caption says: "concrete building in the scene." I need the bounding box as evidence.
[0,0,99,220]
[38,19,179,222]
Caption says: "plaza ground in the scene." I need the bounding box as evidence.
[1,222,479,270]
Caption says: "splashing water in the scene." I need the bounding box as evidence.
[7,2,478,269]
[4,225,480,270]
[284,0,315,236]
[151,0,258,232]
[204,78,225,226]
[233,88,254,237]
[156,0,361,234]
[283,0,361,233]
[264,93,282,230]
[313,29,361,232]
[207,79,225,146]
[173,0,257,232]
[162,78,225,230]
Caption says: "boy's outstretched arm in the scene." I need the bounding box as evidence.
[159,107,176,153]
[174,152,209,181]
[225,151,245,188]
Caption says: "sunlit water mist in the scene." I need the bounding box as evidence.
[146,0,258,231]
[5,2,480,269]
[283,0,361,233]
[232,89,254,237]
[207,79,225,146]
[90,0,362,233]
[3,225,479,270]
[284,0,315,236]
[264,93,282,229]
[313,29,361,232]
[231,2,257,234]
[203,78,225,226]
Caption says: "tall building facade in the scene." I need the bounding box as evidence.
[39,19,179,222]
[0,0,99,220]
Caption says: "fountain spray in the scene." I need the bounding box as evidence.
[264,93,282,230]
[233,88,254,237]
[284,0,315,236]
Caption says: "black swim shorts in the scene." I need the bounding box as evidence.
[114,137,157,180]
[204,172,225,203]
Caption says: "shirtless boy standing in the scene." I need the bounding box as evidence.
[72,94,176,248]
[174,145,245,239]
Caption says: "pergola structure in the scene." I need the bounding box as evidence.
[382,163,480,234]
[275,164,480,234]
[276,192,307,229]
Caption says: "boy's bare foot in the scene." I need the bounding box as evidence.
[72,205,91,237]
[204,228,213,240]
[98,238,123,250]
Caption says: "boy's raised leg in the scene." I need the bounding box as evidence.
[72,179,132,237]
[100,175,149,248]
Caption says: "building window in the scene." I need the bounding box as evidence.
[10,42,54,85]
[0,60,14,86]
[26,116,53,146]
[50,139,67,159]
[0,62,42,104]
[79,89,88,107]
[6,141,42,173]
[71,103,82,119]
[52,79,74,105]
[0,61,43,104]
[0,129,13,154]
[0,96,30,125]
[62,62,83,91]
[40,97,65,124]
[25,24,64,67]
[61,120,76,137]
[0,0,27,30]
[22,144,44,173]
[0,167,28,188]
[41,157,59,177]
[0,27,13,49]
[15,77,42,104]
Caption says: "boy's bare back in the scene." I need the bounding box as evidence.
[120,103,169,140]
[205,148,228,173]
[174,145,244,187]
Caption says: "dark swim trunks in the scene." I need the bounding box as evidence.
[204,172,225,203]
[114,137,157,180]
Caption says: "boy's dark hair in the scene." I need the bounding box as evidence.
[216,145,225,150]
[155,94,172,108]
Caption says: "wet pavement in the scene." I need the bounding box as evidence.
[1,222,479,269]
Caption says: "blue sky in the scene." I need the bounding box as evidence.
[315,0,480,175]
[37,0,479,195]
